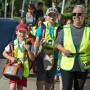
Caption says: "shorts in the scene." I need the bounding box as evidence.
[9,77,27,87]
[36,52,58,84]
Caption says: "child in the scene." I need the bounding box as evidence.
[26,24,36,45]
[66,19,72,25]
[32,17,45,36]
[25,24,36,74]
[12,17,26,40]
[20,17,26,24]
[3,23,34,90]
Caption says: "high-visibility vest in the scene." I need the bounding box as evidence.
[32,26,37,36]
[14,39,30,77]
[44,22,60,40]
[61,24,90,70]
[41,22,60,49]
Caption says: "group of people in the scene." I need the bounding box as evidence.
[24,2,44,27]
[2,2,90,90]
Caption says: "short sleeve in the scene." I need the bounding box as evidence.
[35,26,43,39]
[41,24,46,30]
[56,29,64,46]
[5,44,10,52]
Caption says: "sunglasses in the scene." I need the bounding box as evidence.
[72,13,82,16]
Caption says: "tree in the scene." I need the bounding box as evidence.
[44,0,52,8]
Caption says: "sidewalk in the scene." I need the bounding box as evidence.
[0,59,59,90]
[0,76,37,90]
[0,75,90,90]
[0,76,60,90]
[0,59,90,90]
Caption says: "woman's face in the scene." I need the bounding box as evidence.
[28,8,34,14]
[72,7,86,26]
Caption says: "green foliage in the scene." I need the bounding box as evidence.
[63,12,72,20]
[14,0,23,16]
[86,15,90,26]
[45,0,52,8]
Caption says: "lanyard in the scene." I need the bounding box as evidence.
[48,26,55,38]
[18,40,25,53]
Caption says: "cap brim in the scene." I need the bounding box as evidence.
[46,11,56,15]
[17,28,27,31]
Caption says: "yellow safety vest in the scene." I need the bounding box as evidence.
[61,24,90,70]
[44,22,60,40]
[32,26,37,36]
[14,39,30,78]
[41,22,60,48]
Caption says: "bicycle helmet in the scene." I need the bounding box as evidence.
[46,7,58,15]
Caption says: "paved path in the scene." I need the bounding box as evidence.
[0,76,90,90]
[0,59,59,90]
[0,76,60,90]
[0,59,90,90]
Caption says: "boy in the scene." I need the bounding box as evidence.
[34,7,61,90]
[3,23,34,90]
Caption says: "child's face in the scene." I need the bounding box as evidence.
[16,30,27,41]
[20,20,26,24]
[48,13,57,23]
[38,21,42,26]
[66,20,72,25]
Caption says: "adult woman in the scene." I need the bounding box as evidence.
[56,5,89,90]
[26,4,36,27]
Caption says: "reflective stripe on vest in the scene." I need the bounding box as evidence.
[61,25,90,70]
[14,39,30,77]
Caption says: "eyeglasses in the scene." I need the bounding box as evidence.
[72,13,82,16]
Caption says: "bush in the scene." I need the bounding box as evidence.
[63,13,72,21]
[86,15,90,26]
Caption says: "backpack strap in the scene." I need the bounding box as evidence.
[24,49,33,70]
[6,42,14,64]
[9,43,14,57]
[24,49,29,61]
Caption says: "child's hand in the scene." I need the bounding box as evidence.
[9,57,17,63]
[26,38,35,44]
[25,44,30,51]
